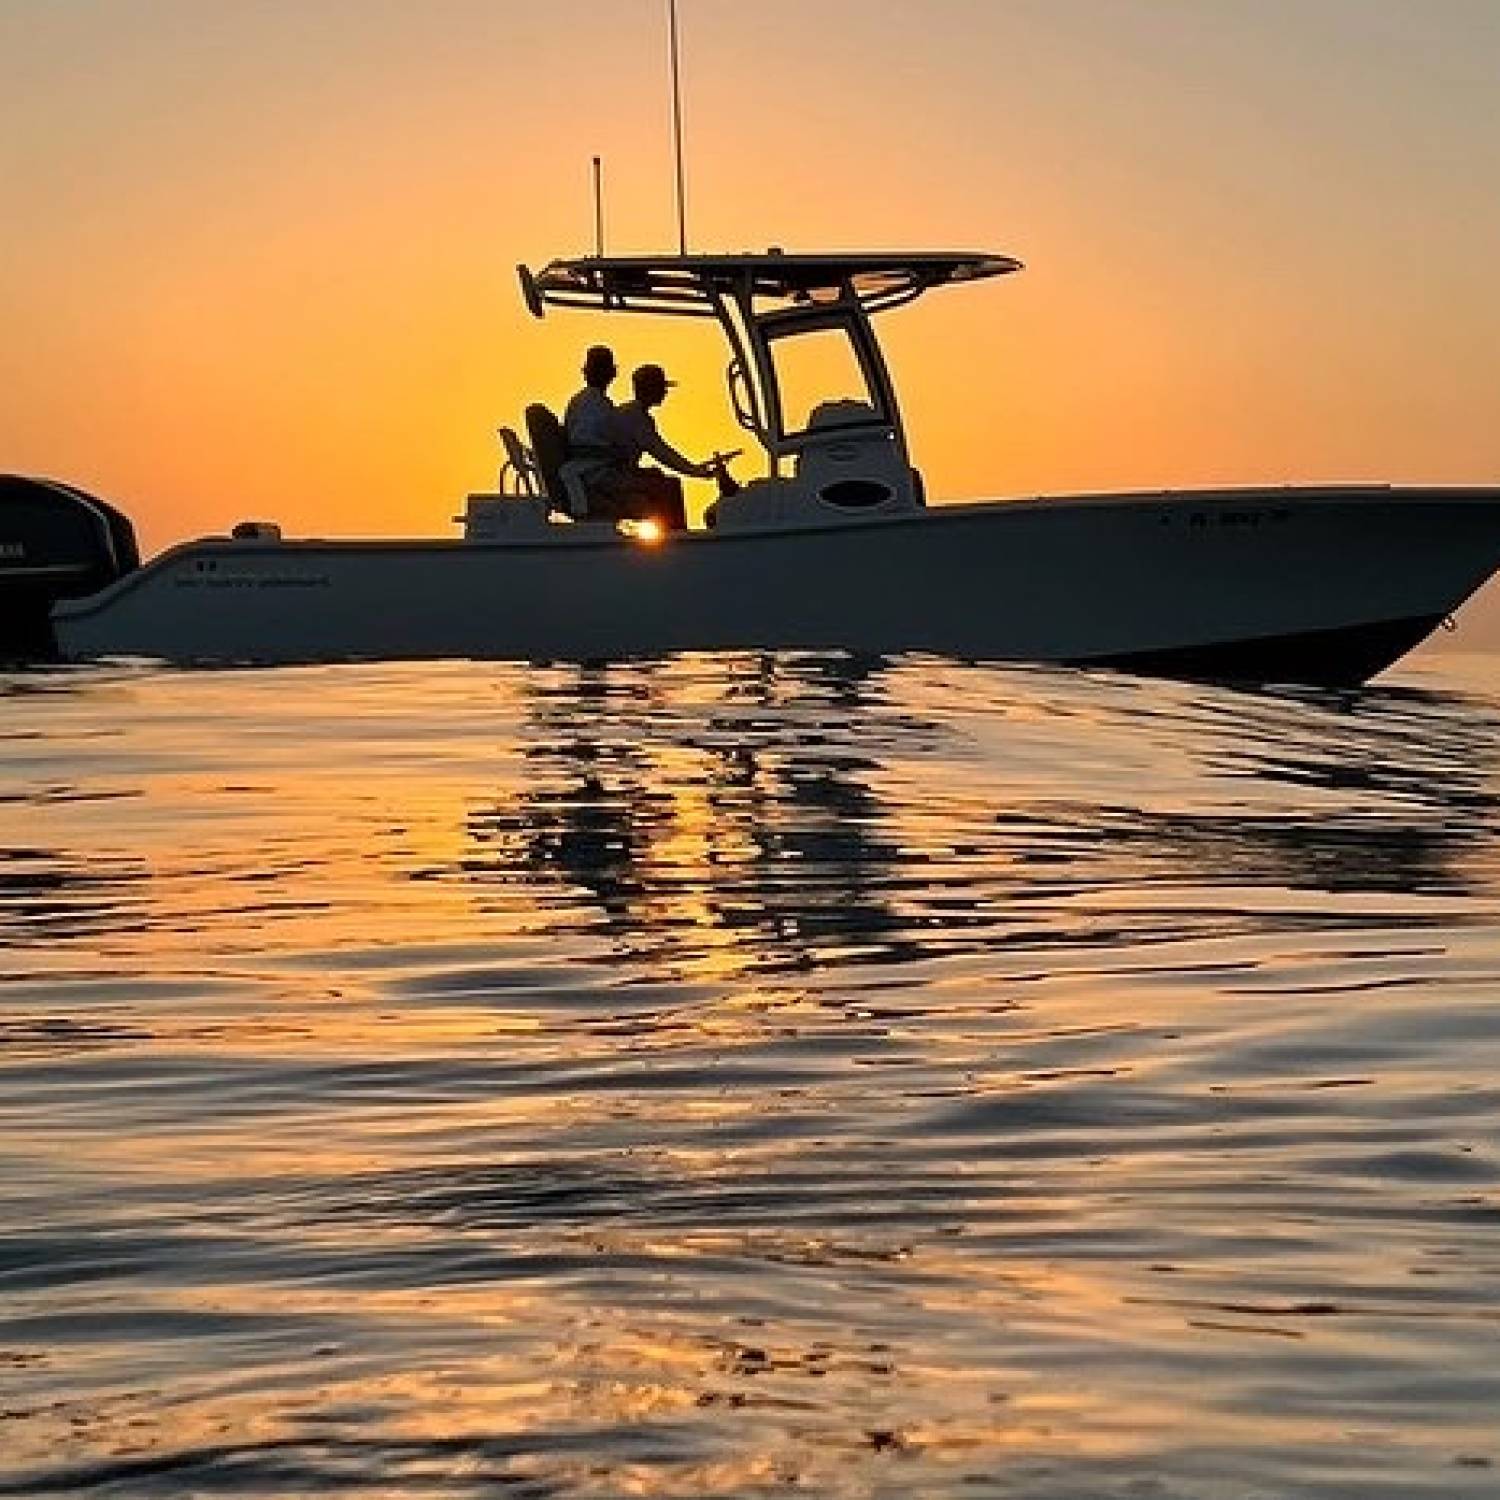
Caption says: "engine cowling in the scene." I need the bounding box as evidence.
[0,476,139,658]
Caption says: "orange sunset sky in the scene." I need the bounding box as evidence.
[5,1,1500,644]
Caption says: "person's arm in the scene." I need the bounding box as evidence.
[637,413,713,479]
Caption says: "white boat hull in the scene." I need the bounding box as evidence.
[50,487,1500,684]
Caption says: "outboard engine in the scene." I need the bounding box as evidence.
[0,476,139,658]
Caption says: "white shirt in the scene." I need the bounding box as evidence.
[612,400,700,477]
[563,386,618,470]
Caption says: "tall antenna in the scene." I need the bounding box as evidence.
[667,0,688,255]
[591,155,605,257]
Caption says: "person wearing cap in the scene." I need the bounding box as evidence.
[597,363,717,531]
[563,345,620,482]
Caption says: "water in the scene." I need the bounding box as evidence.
[3,652,1499,1498]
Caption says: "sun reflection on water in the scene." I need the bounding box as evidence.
[2,656,1500,1494]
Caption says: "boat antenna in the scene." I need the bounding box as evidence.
[591,155,605,257]
[667,0,688,255]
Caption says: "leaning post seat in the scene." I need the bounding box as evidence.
[524,404,570,508]
[523,404,591,518]
[0,475,139,657]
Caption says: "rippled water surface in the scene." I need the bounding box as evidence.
[3,651,1499,1498]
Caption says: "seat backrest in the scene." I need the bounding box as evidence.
[524,404,569,507]
[497,426,539,497]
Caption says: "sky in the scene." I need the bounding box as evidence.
[5,0,1500,643]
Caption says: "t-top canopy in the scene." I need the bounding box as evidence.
[520,250,1023,319]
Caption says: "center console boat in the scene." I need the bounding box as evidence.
[6,248,1499,683]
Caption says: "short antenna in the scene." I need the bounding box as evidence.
[667,0,688,255]
[591,155,605,257]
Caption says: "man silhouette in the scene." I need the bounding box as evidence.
[596,363,716,531]
[562,345,620,493]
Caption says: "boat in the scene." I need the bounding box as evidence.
[5,248,1500,684]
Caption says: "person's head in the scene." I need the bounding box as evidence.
[632,363,674,408]
[582,345,617,390]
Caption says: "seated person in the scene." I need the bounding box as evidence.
[562,345,620,495]
[582,364,717,531]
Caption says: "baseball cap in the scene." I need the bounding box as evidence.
[634,363,676,391]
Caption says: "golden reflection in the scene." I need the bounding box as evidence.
[0,1254,1224,1493]
[459,655,912,986]
[8,662,1500,1497]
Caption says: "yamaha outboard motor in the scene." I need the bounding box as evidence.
[0,476,139,658]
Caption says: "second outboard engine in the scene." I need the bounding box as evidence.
[0,476,139,658]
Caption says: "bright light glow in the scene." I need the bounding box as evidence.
[619,518,664,545]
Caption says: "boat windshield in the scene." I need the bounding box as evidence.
[765,320,886,437]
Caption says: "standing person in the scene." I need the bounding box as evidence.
[563,346,621,487]
[601,363,717,531]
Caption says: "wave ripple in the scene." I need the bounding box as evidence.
[2,653,1499,1497]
